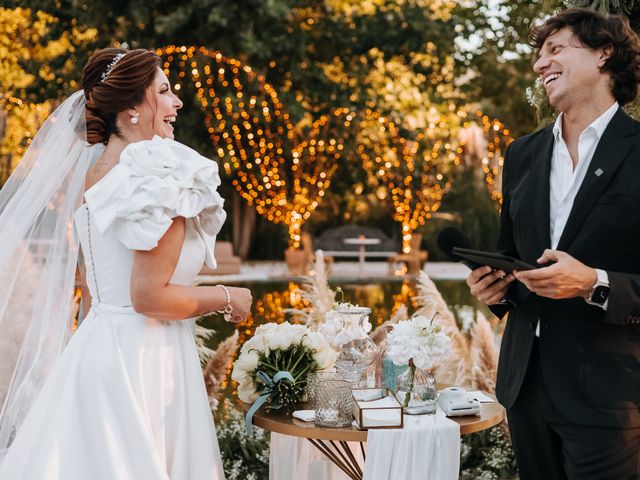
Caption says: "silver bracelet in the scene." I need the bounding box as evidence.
[216,285,234,322]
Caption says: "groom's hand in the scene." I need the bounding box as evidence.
[513,249,597,300]
[467,266,515,305]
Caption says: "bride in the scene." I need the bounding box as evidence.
[0,48,251,479]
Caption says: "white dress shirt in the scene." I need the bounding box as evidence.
[535,101,618,336]
[549,102,619,249]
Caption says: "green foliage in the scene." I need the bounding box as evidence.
[256,345,317,408]
[570,0,640,20]
[460,425,518,480]
[16,0,469,127]
[215,400,270,480]
[12,0,569,257]
[421,167,500,261]
[529,0,640,121]
[0,5,99,100]
[453,0,563,136]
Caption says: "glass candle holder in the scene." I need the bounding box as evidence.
[314,379,354,427]
[305,371,337,409]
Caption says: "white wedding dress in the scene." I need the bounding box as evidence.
[0,137,227,479]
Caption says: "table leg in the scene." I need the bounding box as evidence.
[339,441,363,477]
[307,438,364,480]
[358,245,365,277]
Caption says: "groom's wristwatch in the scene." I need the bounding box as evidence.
[585,269,610,307]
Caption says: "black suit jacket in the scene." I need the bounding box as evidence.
[493,108,640,428]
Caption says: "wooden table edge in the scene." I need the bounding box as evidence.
[244,392,505,442]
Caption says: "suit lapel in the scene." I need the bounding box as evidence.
[556,108,637,251]
[530,126,554,253]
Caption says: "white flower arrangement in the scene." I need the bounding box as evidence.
[231,322,337,406]
[385,314,452,370]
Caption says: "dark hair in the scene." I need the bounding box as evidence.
[82,48,161,145]
[529,8,640,105]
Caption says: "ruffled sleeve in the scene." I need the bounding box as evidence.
[84,136,226,266]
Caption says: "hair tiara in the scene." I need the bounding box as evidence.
[100,52,127,83]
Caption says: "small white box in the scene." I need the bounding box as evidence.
[352,388,403,429]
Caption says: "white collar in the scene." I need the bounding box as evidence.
[552,101,619,141]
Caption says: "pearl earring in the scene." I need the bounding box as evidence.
[130,115,138,125]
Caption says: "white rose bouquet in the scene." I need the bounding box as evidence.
[232,322,337,431]
[386,314,452,370]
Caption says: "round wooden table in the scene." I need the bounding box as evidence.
[247,392,505,480]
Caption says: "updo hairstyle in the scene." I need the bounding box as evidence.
[82,48,161,145]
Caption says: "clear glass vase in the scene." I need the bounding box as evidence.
[381,353,409,392]
[375,332,409,391]
[333,306,377,386]
[394,360,437,415]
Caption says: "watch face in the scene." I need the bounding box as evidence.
[591,285,610,304]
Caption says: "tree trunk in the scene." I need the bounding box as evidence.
[232,190,256,259]
[0,109,7,140]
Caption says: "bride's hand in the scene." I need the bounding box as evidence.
[227,287,252,323]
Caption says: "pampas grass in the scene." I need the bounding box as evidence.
[469,310,498,394]
[409,271,499,394]
[370,304,409,344]
[285,250,335,328]
[412,271,473,387]
[204,330,240,409]
[195,323,217,366]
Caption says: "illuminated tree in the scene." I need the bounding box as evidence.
[158,46,354,249]
[356,110,457,253]
[458,112,514,208]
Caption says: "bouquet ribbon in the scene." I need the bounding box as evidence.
[245,370,295,434]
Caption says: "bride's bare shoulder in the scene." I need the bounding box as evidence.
[83,154,119,193]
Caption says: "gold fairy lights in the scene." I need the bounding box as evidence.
[356,109,456,253]
[459,111,514,207]
[157,46,353,249]
[156,46,511,249]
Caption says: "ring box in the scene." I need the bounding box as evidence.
[352,388,403,429]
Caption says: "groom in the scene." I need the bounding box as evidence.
[467,8,640,479]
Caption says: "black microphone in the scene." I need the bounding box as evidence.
[436,227,481,270]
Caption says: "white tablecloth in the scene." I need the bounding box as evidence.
[270,433,362,480]
[269,406,460,480]
[363,406,460,480]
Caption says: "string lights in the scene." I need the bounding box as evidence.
[157,46,354,249]
[459,111,514,207]
[356,109,456,253]
[155,46,511,249]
